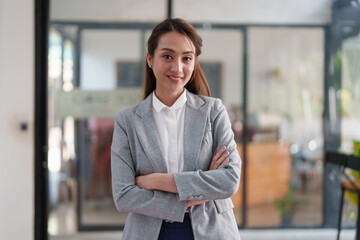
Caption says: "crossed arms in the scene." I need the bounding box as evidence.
[135,146,230,208]
[111,100,241,222]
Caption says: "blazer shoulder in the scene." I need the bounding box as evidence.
[199,97,229,127]
[115,106,130,118]
[187,92,222,108]
[115,103,140,123]
[196,95,224,115]
[200,95,222,106]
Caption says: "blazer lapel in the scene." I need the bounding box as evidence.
[183,92,208,172]
[134,94,168,173]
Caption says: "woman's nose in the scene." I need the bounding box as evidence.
[170,59,183,73]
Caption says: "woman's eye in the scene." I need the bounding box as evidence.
[183,57,192,61]
[163,55,173,60]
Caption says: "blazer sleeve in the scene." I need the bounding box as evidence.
[111,112,186,222]
[173,99,242,201]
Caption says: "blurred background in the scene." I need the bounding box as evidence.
[1,0,360,239]
[46,0,360,235]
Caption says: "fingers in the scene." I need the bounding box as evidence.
[218,158,230,168]
[186,200,209,208]
[214,150,229,169]
[209,146,230,170]
[213,147,217,155]
[213,146,226,160]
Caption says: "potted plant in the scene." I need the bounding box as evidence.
[273,186,305,227]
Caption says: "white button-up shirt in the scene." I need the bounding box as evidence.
[152,90,187,174]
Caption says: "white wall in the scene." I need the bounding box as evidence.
[174,0,331,24]
[199,30,243,108]
[81,30,142,90]
[248,28,324,116]
[51,0,167,22]
[247,28,324,142]
[50,0,332,25]
[0,0,34,239]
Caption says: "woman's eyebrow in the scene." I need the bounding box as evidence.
[160,47,194,55]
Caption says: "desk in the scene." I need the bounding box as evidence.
[326,152,360,240]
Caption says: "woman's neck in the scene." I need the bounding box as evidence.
[155,89,184,107]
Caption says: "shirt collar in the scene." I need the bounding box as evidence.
[152,89,188,113]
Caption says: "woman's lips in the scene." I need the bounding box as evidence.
[168,75,183,82]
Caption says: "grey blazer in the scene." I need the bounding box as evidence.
[111,91,242,240]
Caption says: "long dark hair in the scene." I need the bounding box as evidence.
[143,18,210,99]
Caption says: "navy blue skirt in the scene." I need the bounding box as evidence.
[158,213,194,240]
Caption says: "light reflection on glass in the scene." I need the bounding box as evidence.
[48,127,62,172]
[63,40,74,92]
[48,215,58,235]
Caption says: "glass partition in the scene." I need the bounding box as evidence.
[247,27,324,227]
[77,29,143,228]
[47,25,149,235]
[337,31,360,229]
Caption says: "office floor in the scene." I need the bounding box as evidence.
[48,182,357,240]
[48,201,357,240]
[49,190,325,234]
[50,229,355,240]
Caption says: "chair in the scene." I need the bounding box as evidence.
[337,169,360,240]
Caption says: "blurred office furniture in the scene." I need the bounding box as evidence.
[327,152,360,240]
[291,139,323,191]
[232,142,291,208]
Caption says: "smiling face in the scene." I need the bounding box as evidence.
[147,31,195,104]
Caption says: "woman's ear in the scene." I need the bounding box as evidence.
[146,52,152,68]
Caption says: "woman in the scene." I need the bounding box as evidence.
[111,18,241,240]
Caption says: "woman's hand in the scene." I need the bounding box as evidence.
[135,173,178,193]
[186,200,208,208]
[135,173,157,190]
[208,146,229,170]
